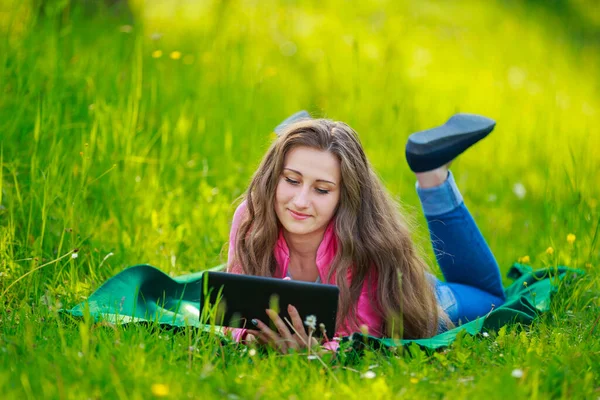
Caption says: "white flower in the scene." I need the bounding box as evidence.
[248,349,256,357]
[307,355,318,360]
[361,371,376,379]
[512,183,527,199]
[511,368,524,378]
[482,332,489,338]
[71,253,78,259]
[304,315,317,330]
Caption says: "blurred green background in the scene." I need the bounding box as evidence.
[0,0,598,304]
[1,1,599,399]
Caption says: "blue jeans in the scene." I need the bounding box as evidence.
[417,171,506,327]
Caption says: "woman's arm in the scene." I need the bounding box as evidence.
[227,200,248,274]
[225,200,249,341]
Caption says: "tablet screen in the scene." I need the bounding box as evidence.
[198,272,339,337]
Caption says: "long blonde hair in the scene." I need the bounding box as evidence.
[234,118,443,338]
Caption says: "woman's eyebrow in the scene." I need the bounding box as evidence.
[283,168,337,186]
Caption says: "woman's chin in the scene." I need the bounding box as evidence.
[281,220,317,236]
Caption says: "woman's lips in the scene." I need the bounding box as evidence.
[288,209,311,220]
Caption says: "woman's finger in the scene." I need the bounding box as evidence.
[246,329,261,337]
[247,329,274,347]
[249,326,287,352]
[287,305,308,343]
[265,309,297,351]
[252,318,288,353]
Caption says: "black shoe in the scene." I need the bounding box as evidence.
[274,110,312,136]
[405,113,496,173]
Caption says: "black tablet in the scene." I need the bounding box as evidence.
[198,272,339,337]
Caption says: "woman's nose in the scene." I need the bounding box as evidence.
[293,187,310,209]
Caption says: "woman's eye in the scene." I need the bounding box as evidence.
[284,176,329,194]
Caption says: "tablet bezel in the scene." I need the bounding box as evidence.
[198,272,339,338]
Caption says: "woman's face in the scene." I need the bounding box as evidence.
[275,146,341,238]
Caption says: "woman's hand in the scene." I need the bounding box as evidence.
[245,304,319,353]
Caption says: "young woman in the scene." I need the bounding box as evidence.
[226,113,506,353]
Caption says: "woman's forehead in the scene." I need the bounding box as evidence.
[283,146,341,184]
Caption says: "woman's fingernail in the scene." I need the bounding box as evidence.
[251,319,258,326]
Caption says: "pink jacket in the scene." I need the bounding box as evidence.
[227,201,384,343]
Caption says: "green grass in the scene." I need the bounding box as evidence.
[1,0,599,398]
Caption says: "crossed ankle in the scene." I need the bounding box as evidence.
[415,168,450,189]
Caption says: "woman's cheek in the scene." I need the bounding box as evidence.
[322,194,340,217]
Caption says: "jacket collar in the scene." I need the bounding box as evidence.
[274,219,337,282]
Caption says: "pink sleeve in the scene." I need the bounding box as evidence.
[225,200,249,341]
[227,200,248,275]
[228,327,249,343]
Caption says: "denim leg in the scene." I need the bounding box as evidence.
[417,171,506,323]
[444,282,505,323]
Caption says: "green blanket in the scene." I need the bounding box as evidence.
[65,263,581,351]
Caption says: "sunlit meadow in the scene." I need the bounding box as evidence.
[0,0,599,398]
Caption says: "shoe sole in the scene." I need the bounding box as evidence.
[274,110,312,135]
[405,113,496,172]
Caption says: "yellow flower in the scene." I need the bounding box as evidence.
[567,234,576,244]
[152,50,163,59]
[519,255,530,264]
[410,377,419,384]
[151,383,169,397]
[585,263,592,269]
[545,247,554,255]
[170,51,182,60]
[264,66,278,77]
